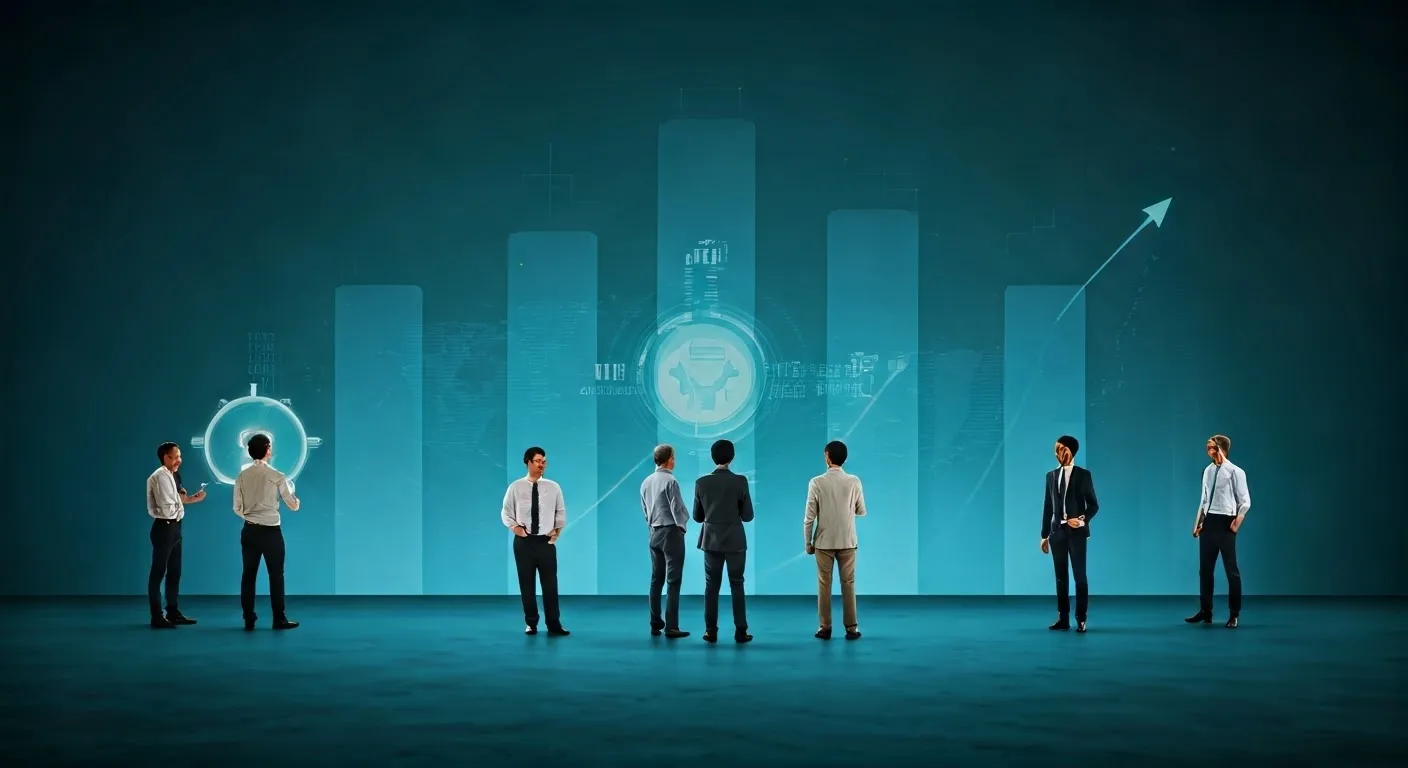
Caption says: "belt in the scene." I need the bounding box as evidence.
[243,520,280,528]
[152,517,182,524]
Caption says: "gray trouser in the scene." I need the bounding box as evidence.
[649,525,686,630]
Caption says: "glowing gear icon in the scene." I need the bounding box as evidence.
[191,383,322,485]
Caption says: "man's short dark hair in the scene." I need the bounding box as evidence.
[710,439,735,466]
[1057,435,1080,457]
[523,446,546,465]
[247,433,272,461]
[157,442,180,462]
[1210,435,1231,454]
[653,444,674,466]
[824,440,848,467]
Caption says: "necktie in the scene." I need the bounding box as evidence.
[1206,466,1221,513]
[530,482,540,536]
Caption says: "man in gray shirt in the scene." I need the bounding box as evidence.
[640,444,690,639]
[234,433,301,631]
[803,440,867,640]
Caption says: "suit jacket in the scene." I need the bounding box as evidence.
[693,468,755,553]
[804,468,867,550]
[1042,465,1100,540]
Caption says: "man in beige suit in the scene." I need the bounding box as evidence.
[803,440,868,640]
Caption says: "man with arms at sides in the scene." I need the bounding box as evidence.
[803,440,867,640]
[502,446,570,637]
[147,442,206,629]
[641,444,690,639]
[1040,435,1099,633]
[234,433,301,631]
[693,439,755,644]
[1186,434,1251,629]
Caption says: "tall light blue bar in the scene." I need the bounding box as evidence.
[333,285,424,595]
[825,210,920,595]
[657,120,758,596]
[506,232,599,595]
[1003,286,1086,595]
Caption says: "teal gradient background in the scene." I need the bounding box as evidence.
[7,2,1402,597]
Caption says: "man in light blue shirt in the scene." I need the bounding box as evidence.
[1186,434,1252,629]
[640,444,690,639]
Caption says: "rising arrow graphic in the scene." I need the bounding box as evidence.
[959,197,1173,514]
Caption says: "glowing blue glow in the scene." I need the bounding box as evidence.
[191,383,322,485]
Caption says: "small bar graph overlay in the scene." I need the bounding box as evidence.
[1003,285,1086,595]
[333,285,425,595]
[506,231,600,595]
[825,210,921,594]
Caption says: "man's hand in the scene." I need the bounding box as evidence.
[512,525,527,537]
[191,490,207,502]
[1065,518,1082,529]
[548,530,560,544]
[1192,524,1201,539]
[1230,517,1243,533]
[805,545,815,555]
[1040,538,1050,554]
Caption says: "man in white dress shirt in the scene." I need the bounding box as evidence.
[1186,434,1252,629]
[803,440,868,640]
[234,433,301,631]
[502,446,570,636]
[147,442,206,629]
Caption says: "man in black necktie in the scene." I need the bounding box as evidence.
[1040,435,1100,632]
[500,446,570,636]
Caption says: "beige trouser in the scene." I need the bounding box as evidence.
[815,548,858,630]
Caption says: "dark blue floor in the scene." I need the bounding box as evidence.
[2,596,1405,766]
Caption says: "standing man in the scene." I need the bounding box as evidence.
[1039,435,1099,632]
[234,433,301,631]
[641,444,690,639]
[147,442,206,629]
[693,439,754,644]
[502,446,570,637]
[1186,434,1251,628]
[803,440,867,640]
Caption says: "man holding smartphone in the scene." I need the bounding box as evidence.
[147,442,206,628]
[1186,434,1251,629]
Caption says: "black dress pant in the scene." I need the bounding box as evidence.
[1049,529,1089,621]
[702,549,748,633]
[648,525,686,631]
[148,519,183,618]
[513,535,561,629]
[1199,514,1242,616]
[240,522,287,622]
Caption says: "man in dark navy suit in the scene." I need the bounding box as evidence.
[1040,435,1100,632]
[692,439,755,644]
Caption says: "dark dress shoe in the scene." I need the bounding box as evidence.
[525,625,538,635]
[1225,616,1239,629]
[547,627,571,636]
[845,628,862,640]
[1049,618,1071,631]
[244,620,256,632]
[702,631,717,643]
[651,627,663,636]
[815,627,832,640]
[1185,612,1213,624]
[735,632,753,644]
[166,613,197,625]
[150,617,177,629]
[664,629,690,639]
[273,619,299,630]
[1076,621,1087,633]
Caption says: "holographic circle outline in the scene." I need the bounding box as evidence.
[202,395,311,485]
[635,306,772,441]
